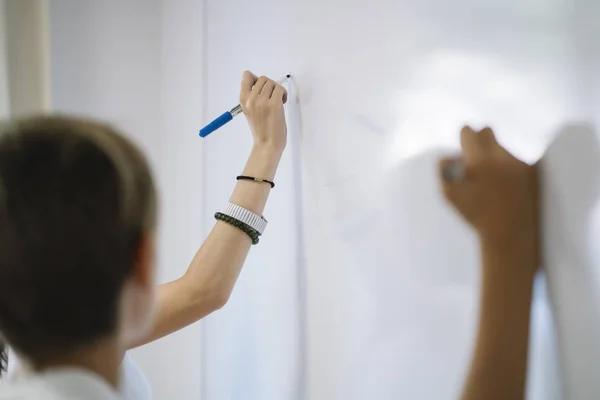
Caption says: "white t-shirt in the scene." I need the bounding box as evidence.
[0,368,121,400]
[119,354,152,400]
[1,350,151,400]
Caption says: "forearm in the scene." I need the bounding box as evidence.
[130,145,282,348]
[181,144,282,302]
[461,235,537,400]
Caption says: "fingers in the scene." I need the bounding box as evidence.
[251,76,270,96]
[240,70,258,95]
[238,72,288,152]
[460,125,499,161]
[441,125,500,210]
[260,79,276,98]
[478,126,497,150]
[240,71,287,105]
[460,126,478,161]
[271,85,288,105]
[442,125,498,187]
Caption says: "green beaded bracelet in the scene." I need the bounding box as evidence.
[214,212,260,245]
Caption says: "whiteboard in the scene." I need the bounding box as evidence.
[541,125,600,400]
[201,0,600,398]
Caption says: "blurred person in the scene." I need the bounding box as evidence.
[0,71,287,399]
[440,126,539,400]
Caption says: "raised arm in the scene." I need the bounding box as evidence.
[130,71,288,348]
[439,126,539,400]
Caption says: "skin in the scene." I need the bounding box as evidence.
[129,71,288,349]
[440,126,539,400]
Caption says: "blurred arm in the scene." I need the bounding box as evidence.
[461,234,537,400]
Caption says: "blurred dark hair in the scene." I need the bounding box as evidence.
[0,115,157,364]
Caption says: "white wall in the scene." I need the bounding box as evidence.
[0,0,9,119]
[48,1,205,399]
[3,0,51,115]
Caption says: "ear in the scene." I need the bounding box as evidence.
[118,233,157,347]
[131,233,156,291]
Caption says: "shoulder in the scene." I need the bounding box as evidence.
[0,379,62,400]
[120,353,152,400]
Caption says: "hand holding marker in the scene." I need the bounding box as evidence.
[199,74,291,138]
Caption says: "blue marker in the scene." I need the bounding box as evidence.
[199,74,291,138]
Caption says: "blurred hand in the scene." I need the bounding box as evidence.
[439,126,538,250]
[239,71,288,152]
[448,127,539,400]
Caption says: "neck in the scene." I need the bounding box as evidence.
[30,338,122,388]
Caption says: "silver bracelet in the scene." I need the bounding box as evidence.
[221,202,268,235]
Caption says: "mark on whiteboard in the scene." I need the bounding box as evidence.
[352,113,387,135]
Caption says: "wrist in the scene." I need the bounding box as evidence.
[243,145,283,181]
[251,126,287,152]
[479,221,536,253]
[252,142,285,156]
[479,230,538,283]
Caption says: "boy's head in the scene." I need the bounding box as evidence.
[0,115,158,364]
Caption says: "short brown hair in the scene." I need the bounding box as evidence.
[0,115,157,361]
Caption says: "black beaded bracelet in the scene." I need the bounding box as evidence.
[236,175,275,189]
[214,212,260,245]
